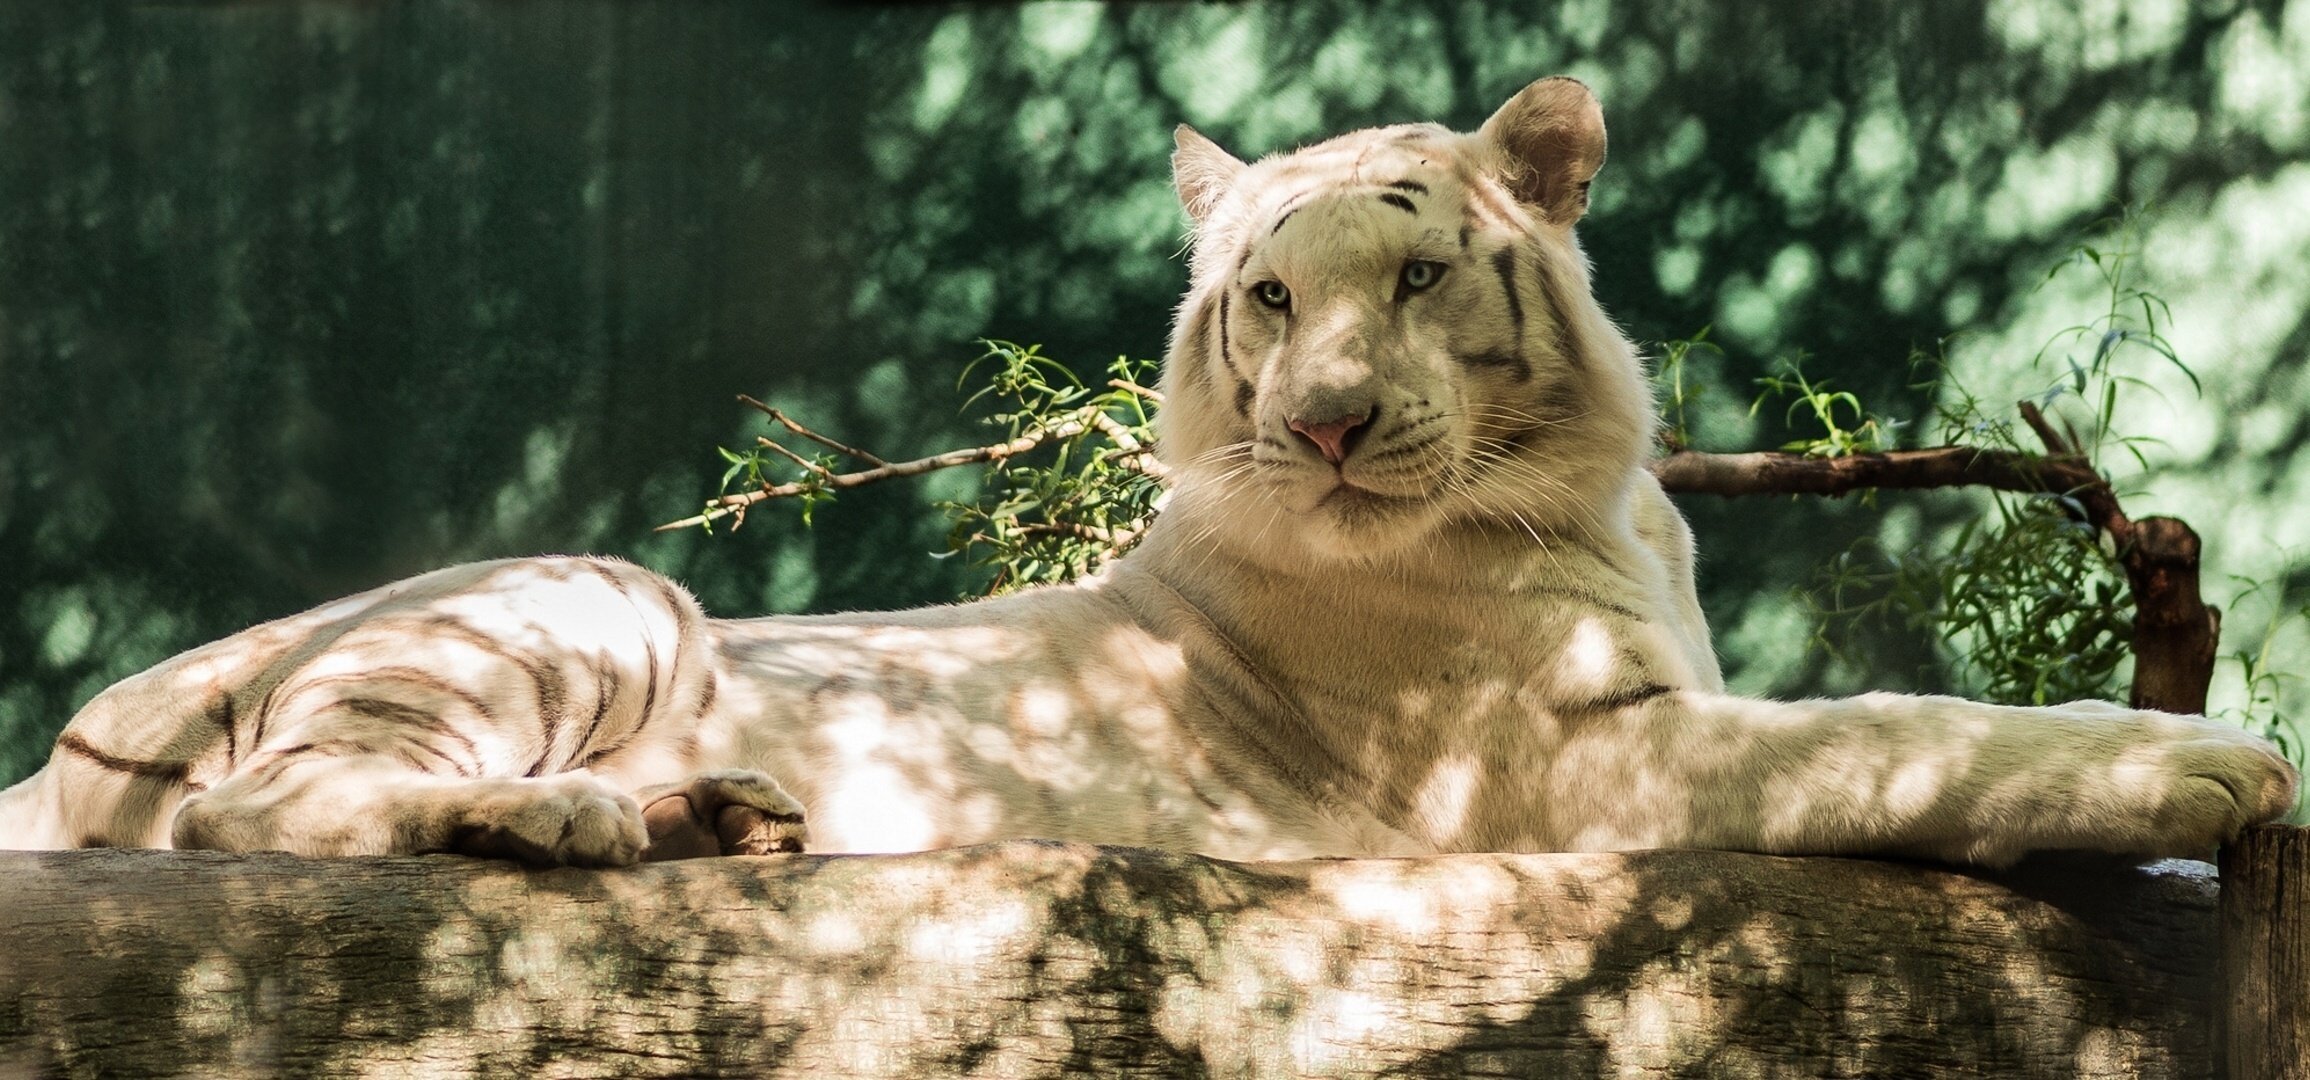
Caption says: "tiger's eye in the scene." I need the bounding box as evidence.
[1255,280,1291,309]
[1400,260,1445,291]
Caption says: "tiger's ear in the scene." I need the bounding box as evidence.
[1477,76,1607,226]
[1172,124,1246,225]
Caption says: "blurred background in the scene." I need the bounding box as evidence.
[3,0,2307,783]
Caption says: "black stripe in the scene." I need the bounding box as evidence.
[288,734,474,777]
[1456,351,1532,383]
[1388,180,1429,195]
[214,693,238,766]
[1492,248,1525,337]
[56,733,189,781]
[1378,192,1418,214]
[1532,258,1585,370]
[639,638,662,726]
[337,697,484,772]
[1234,378,1255,419]
[1459,224,1471,250]
[1569,683,1673,714]
[528,662,567,775]
[577,666,616,756]
[1176,304,1214,388]
[695,672,718,719]
[1266,193,1312,236]
[1217,292,1233,375]
[300,668,497,724]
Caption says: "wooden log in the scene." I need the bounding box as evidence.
[0,844,2225,1078]
[2222,824,2310,1080]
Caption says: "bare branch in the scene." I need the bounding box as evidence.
[1650,447,2102,500]
[738,394,891,467]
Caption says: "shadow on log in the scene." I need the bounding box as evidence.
[0,843,2223,1078]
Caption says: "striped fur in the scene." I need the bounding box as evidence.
[0,77,2292,867]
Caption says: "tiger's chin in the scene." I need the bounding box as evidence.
[1264,481,1449,563]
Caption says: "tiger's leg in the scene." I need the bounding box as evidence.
[630,769,809,860]
[170,728,649,866]
[1552,690,2298,866]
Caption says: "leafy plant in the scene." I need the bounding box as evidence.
[2216,572,2309,762]
[1807,493,2133,705]
[676,340,1161,596]
[937,342,1164,594]
[1654,325,1721,451]
[1750,350,1902,458]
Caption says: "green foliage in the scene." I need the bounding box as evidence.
[1749,350,1903,458]
[938,342,1163,595]
[1654,326,1721,452]
[703,340,1161,596]
[1809,495,2134,706]
[2025,209,2195,469]
[1734,212,2310,738]
[2216,573,2310,762]
[1742,220,2163,707]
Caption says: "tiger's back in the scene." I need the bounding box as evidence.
[1,557,711,853]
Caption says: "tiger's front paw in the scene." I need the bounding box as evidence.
[448,775,649,868]
[636,769,808,860]
[2163,731,2299,846]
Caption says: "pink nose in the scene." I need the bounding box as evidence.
[1288,412,1371,465]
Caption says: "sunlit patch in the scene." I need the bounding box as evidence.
[1290,990,1396,1068]
[1552,617,1618,695]
[1408,754,1480,842]
[903,899,1033,963]
[1883,757,1949,819]
[802,912,865,956]
[817,694,941,852]
[1009,680,1074,738]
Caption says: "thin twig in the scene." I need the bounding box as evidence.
[756,436,834,479]
[656,418,1094,532]
[737,394,891,467]
[1089,413,1171,480]
[2017,400,2071,456]
[1108,378,1164,403]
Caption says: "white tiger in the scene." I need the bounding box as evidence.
[0,76,2294,867]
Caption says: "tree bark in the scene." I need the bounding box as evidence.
[1650,446,2102,500]
[2122,516,2220,715]
[0,844,2224,1078]
[2221,824,2310,1080]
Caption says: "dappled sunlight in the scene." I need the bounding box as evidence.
[6,0,2309,770]
[0,840,2234,1073]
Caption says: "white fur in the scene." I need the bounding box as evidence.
[0,77,2293,867]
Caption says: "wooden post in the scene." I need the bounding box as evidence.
[2124,515,2220,715]
[2222,824,2310,1079]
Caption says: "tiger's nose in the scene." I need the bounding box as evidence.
[1288,409,1373,465]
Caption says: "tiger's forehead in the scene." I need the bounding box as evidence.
[1242,123,1463,215]
[1188,122,1512,282]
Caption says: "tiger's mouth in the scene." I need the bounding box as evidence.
[1317,480,1406,510]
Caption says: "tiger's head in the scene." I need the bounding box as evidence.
[1154,77,1655,562]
